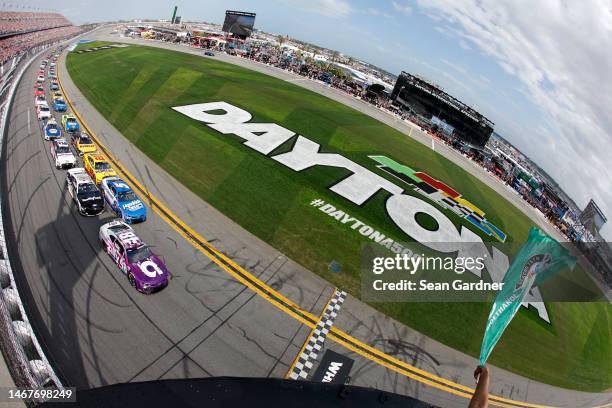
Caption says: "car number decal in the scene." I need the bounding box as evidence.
[139,260,163,278]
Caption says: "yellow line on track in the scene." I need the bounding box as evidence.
[57,55,556,408]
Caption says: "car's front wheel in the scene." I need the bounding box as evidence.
[128,273,136,288]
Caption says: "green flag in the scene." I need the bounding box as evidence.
[479,227,575,365]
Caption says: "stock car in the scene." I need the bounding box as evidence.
[83,153,117,184]
[66,168,105,216]
[34,86,45,96]
[61,114,80,133]
[52,91,63,99]
[99,220,170,294]
[36,104,51,121]
[35,95,47,106]
[72,132,96,155]
[36,75,44,83]
[204,51,215,57]
[43,118,62,140]
[53,98,67,112]
[100,177,147,223]
[50,82,60,91]
[50,138,77,169]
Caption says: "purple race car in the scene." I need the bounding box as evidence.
[99,220,169,294]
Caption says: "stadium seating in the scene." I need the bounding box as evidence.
[0,12,71,35]
[0,12,81,65]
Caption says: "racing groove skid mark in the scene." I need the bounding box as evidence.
[57,58,552,408]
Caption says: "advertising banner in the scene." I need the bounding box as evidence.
[312,350,354,384]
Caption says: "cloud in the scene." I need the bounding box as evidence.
[364,7,393,19]
[282,0,352,18]
[458,39,471,50]
[303,3,393,19]
[440,58,467,75]
[392,1,413,16]
[416,0,612,239]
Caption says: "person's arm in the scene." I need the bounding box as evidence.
[468,365,490,408]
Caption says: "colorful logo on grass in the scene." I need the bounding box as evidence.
[369,156,507,242]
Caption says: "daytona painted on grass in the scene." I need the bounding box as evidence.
[66,42,611,391]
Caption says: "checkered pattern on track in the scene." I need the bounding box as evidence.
[289,289,347,380]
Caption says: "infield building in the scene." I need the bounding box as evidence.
[391,71,494,147]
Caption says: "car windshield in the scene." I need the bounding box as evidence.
[95,162,111,171]
[127,245,153,264]
[67,118,76,124]
[77,184,100,199]
[47,124,58,131]
[40,106,49,112]
[55,146,70,154]
[56,99,65,104]
[80,136,92,144]
[118,191,137,201]
[108,224,129,234]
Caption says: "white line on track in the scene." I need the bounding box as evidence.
[27,108,30,133]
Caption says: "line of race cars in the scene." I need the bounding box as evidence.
[34,47,169,294]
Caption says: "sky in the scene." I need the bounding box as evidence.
[11,0,612,238]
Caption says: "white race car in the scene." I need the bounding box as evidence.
[34,95,47,106]
[36,104,51,121]
[51,138,76,169]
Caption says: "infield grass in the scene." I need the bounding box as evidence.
[66,43,611,392]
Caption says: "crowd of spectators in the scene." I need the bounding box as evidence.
[0,12,81,65]
[141,31,480,146]
[0,12,71,35]
[136,30,382,104]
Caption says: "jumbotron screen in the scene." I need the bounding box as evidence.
[222,10,256,37]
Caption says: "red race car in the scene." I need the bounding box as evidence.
[34,86,45,96]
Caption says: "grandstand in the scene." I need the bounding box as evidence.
[0,11,81,65]
[391,71,494,147]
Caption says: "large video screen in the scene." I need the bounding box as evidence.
[222,10,256,37]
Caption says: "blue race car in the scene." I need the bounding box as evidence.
[50,82,59,91]
[62,114,80,133]
[53,98,67,112]
[100,177,147,223]
[43,118,62,140]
